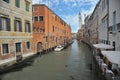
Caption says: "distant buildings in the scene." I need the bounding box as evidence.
[32,4,72,53]
[78,0,120,51]
[77,24,85,41]
[77,0,120,79]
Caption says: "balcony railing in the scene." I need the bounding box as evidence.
[108,25,117,34]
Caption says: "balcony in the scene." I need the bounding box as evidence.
[117,23,120,32]
[108,26,112,34]
[108,25,117,34]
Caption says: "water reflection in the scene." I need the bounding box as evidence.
[0,40,97,80]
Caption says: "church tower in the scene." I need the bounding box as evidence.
[79,12,82,29]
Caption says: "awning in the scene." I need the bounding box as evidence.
[93,43,114,49]
[101,51,120,65]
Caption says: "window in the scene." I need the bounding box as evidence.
[53,26,54,32]
[26,42,30,49]
[113,41,116,50]
[14,19,22,32]
[117,23,120,31]
[16,43,21,52]
[3,0,9,3]
[25,21,31,32]
[26,1,30,11]
[34,16,38,21]
[15,0,20,8]
[39,16,44,21]
[2,44,9,54]
[46,36,48,42]
[112,11,116,31]
[106,40,108,44]
[0,17,11,31]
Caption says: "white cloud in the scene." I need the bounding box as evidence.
[63,0,99,7]
[59,9,63,12]
[32,0,99,32]
[72,2,77,7]
[32,0,39,4]
[61,14,79,33]
[80,1,97,24]
[32,0,60,8]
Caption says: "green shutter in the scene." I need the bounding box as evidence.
[26,2,29,11]
[7,18,11,31]
[15,0,20,8]
[6,0,9,3]
[25,22,27,32]
[14,20,17,31]
[28,23,31,32]
[0,16,2,31]
[19,21,22,32]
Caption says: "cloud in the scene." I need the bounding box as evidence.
[61,14,79,33]
[59,9,63,12]
[32,0,39,4]
[72,2,77,7]
[80,1,97,24]
[63,0,99,7]
[32,0,60,8]
[32,0,99,32]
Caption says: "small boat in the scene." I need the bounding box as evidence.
[54,45,64,51]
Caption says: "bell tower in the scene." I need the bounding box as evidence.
[79,12,82,29]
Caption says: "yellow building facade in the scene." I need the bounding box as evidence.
[0,0,34,67]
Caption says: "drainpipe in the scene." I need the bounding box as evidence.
[107,0,109,44]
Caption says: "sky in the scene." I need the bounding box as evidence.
[32,0,99,33]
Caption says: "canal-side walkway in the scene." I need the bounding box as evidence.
[0,40,97,80]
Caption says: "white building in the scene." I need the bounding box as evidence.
[98,0,109,44]
[108,0,120,51]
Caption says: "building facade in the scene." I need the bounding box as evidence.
[0,0,33,67]
[77,24,85,41]
[91,3,99,44]
[98,0,109,44]
[108,0,120,51]
[32,4,72,53]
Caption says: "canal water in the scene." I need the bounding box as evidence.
[0,40,97,80]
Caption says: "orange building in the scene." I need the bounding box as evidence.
[32,4,72,53]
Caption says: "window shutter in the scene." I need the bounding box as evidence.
[19,21,22,32]
[29,23,31,32]
[0,16,2,31]
[7,0,9,3]
[25,22,27,32]
[14,20,17,31]
[7,18,11,31]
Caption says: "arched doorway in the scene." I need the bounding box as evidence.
[37,42,43,53]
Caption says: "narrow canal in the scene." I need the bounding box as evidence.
[0,40,97,80]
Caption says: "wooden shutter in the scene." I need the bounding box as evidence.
[25,22,27,32]
[14,20,17,31]
[28,23,31,32]
[19,21,22,32]
[7,18,11,31]
[0,16,2,31]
